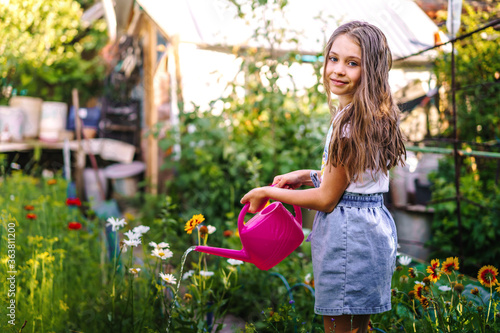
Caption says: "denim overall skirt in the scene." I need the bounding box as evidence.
[307,172,397,316]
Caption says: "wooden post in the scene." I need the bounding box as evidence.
[143,16,158,194]
[172,34,184,114]
[72,89,85,200]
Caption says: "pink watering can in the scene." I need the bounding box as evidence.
[195,201,304,270]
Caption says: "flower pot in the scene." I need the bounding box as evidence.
[0,106,25,142]
[39,101,68,142]
[9,96,43,139]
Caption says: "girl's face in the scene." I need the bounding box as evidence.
[325,34,362,108]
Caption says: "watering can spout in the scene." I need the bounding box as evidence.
[195,246,251,262]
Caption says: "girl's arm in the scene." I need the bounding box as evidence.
[241,164,349,213]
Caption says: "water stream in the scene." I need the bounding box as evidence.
[166,245,196,332]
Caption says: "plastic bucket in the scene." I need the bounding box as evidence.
[104,161,145,198]
[9,96,43,139]
[39,101,68,142]
[83,168,108,207]
[0,106,25,142]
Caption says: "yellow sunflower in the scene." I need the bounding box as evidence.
[477,265,498,288]
[184,214,205,234]
[442,257,459,275]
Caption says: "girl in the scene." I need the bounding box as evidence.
[241,21,406,333]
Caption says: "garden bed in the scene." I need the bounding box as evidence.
[1,172,499,332]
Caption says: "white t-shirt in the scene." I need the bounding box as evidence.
[319,107,389,194]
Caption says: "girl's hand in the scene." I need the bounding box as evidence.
[240,187,269,213]
[272,170,311,189]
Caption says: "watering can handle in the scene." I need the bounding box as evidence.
[238,203,251,231]
[267,183,303,226]
[238,202,303,231]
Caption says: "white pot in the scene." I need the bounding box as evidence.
[39,101,68,142]
[9,96,43,139]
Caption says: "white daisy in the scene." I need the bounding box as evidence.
[305,273,312,284]
[183,270,195,280]
[149,241,170,249]
[438,285,452,292]
[207,225,216,234]
[129,268,141,275]
[106,217,127,232]
[415,281,425,286]
[398,255,412,266]
[151,247,173,260]
[124,230,141,241]
[199,271,214,277]
[133,225,150,235]
[227,259,244,266]
[159,272,177,285]
[124,239,141,247]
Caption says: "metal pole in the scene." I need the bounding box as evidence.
[451,38,464,260]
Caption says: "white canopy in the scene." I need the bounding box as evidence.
[136,0,444,61]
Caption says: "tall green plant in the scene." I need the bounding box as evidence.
[428,3,500,274]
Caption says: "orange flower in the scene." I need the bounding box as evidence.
[24,205,35,211]
[414,284,424,300]
[408,267,416,279]
[420,296,430,309]
[422,276,431,285]
[471,287,479,295]
[477,265,498,288]
[199,225,208,238]
[26,213,37,219]
[454,283,465,294]
[442,257,459,275]
[223,230,233,237]
[184,214,205,234]
[47,179,57,185]
[426,259,441,283]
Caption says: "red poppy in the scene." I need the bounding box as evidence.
[24,205,35,211]
[68,222,82,230]
[66,198,82,206]
[26,213,37,219]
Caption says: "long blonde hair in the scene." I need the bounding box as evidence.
[322,21,406,181]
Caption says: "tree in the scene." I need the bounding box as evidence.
[0,0,108,105]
